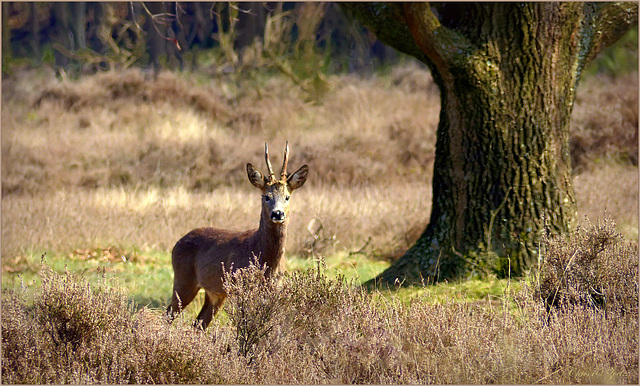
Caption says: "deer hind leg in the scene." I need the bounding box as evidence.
[166,281,200,322]
[195,290,227,330]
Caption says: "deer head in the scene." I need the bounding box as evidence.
[246,142,309,224]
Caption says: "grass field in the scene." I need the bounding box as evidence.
[2,62,638,383]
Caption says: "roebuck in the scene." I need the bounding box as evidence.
[166,142,309,329]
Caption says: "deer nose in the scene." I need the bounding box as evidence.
[271,210,286,223]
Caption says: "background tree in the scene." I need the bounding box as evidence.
[342,2,638,285]
[2,2,397,76]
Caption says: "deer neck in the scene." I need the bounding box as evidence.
[256,213,287,277]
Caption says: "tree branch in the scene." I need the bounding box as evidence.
[401,3,473,72]
[586,2,638,63]
[340,2,430,64]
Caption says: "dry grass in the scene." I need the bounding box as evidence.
[573,162,638,239]
[2,63,440,263]
[570,73,638,171]
[1,64,637,384]
[0,182,430,263]
[1,64,439,194]
[1,63,637,268]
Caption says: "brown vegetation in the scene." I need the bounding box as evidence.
[1,64,438,194]
[570,74,639,171]
[1,63,440,261]
[1,63,638,383]
[536,217,638,315]
[2,238,637,384]
[1,64,636,264]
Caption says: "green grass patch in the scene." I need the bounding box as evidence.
[382,276,521,305]
[2,246,173,310]
[287,251,390,284]
[3,245,518,317]
[2,248,393,310]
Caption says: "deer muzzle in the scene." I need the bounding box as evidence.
[270,210,286,223]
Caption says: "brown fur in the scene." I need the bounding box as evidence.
[166,143,308,329]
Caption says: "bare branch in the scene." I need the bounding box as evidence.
[402,3,473,72]
[136,2,182,50]
[586,2,638,63]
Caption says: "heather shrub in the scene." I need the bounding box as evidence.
[120,310,226,384]
[2,252,637,383]
[397,291,638,384]
[396,299,543,383]
[1,263,229,384]
[536,216,639,314]
[2,263,134,383]
[223,259,284,358]
[1,291,42,384]
[223,258,404,383]
[33,266,132,350]
[273,264,402,383]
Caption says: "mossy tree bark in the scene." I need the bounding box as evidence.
[343,2,637,284]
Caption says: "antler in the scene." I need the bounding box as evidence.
[280,141,289,180]
[264,142,275,180]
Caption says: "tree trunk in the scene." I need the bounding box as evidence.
[144,2,166,73]
[70,2,86,50]
[236,2,267,52]
[3,3,13,61]
[28,3,40,61]
[52,3,71,70]
[343,2,638,284]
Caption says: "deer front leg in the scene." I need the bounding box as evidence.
[166,282,200,322]
[195,291,227,330]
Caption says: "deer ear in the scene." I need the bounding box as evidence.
[287,164,309,190]
[247,163,267,190]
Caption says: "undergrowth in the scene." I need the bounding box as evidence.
[536,217,639,315]
[1,60,637,385]
[3,219,638,384]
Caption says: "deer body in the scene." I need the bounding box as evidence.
[167,142,308,329]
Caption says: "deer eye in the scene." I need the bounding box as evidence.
[285,195,290,201]
[264,195,270,202]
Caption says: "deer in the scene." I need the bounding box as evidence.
[166,142,309,330]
